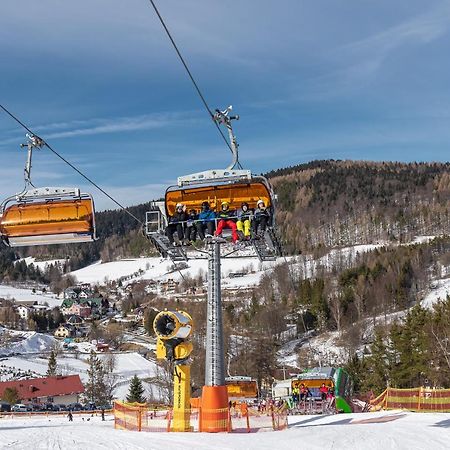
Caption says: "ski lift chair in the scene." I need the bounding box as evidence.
[0,135,97,247]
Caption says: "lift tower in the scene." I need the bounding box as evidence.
[200,237,229,432]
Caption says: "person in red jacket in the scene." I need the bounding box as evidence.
[214,201,238,243]
[319,383,329,401]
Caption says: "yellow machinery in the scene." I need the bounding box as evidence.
[153,310,193,432]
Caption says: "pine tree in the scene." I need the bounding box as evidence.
[85,350,107,405]
[362,328,389,394]
[126,375,145,403]
[47,350,58,377]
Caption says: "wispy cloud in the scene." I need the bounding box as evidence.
[0,111,201,145]
[334,2,450,82]
[42,112,199,140]
[344,3,450,55]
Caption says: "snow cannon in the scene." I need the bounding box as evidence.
[153,310,192,340]
[153,310,193,432]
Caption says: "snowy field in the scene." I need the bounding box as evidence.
[69,256,275,287]
[0,411,449,449]
[68,243,392,288]
[0,284,61,308]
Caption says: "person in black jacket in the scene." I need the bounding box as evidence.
[252,199,270,237]
[185,209,198,243]
[165,203,188,245]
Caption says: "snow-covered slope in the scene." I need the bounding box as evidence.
[0,284,61,307]
[0,331,57,355]
[69,256,276,287]
[421,278,450,308]
[21,256,67,271]
[68,241,397,288]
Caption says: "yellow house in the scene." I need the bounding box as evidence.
[54,324,73,339]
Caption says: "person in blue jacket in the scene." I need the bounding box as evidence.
[196,201,216,240]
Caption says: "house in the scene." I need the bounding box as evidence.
[16,305,31,320]
[96,342,109,352]
[78,291,89,299]
[66,314,83,326]
[0,375,84,405]
[64,288,78,300]
[54,324,75,338]
[63,285,92,300]
[64,302,91,318]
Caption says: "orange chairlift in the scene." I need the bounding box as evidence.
[145,106,282,262]
[0,134,97,247]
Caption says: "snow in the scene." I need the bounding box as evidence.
[0,411,449,449]
[21,256,67,271]
[68,242,393,290]
[69,257,277,287]
[0,331,57,356]
[0,284,61,308]
[421,278,450,308]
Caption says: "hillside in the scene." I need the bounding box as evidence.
[269,160,450,254]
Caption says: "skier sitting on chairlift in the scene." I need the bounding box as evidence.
[185,208,198,243]
[252,199,270,238]
[215,201,238,243]
[196,201,216,240]
[165,203,188,246]
[236,202,252,240]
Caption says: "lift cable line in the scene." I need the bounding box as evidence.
[0,103,143,226]
[147,0,243,170]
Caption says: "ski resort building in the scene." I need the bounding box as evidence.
[0,375,84,405]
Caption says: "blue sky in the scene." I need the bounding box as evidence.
[1,0,450,209]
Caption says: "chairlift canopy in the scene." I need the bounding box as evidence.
[0,189,96,247]
[165,176,274,216]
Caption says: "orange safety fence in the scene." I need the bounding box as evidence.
[370,387,450,412]
[114,401,287,433]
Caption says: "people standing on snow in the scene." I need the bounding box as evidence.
[196,201,216,240]
[214,201,238,243]
[236,202,252,240]
[68,411,73,422]
[101,408,105,421]
[252,199,270,238]
[165,203,188,246]
[185,208,198,243]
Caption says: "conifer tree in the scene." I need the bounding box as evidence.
[362,328,389,394]
[126,375,145,403]
[85,350,107,405]
[47,350,58,377]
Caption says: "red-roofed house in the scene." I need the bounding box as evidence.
[0,375,84,405]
